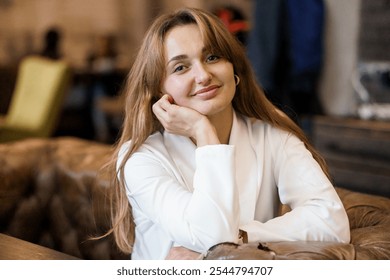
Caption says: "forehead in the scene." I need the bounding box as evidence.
[164,24,204,59]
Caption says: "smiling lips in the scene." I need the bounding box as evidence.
[192,85,221,99]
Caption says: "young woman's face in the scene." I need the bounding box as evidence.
[161,24,236,117]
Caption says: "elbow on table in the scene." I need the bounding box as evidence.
[328,208,351,244]
[336,216,351,244]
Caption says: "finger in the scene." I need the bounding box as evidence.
[152,101,167,120]
[160,94,174,103]
[152,95,167,113]
[167,95,174,104]
[159,94,174,111]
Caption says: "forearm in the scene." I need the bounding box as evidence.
[177,145,241,250]
[240,201,350,244]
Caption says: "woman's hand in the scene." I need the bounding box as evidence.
[165,246,202,260]
[152,94,220,146]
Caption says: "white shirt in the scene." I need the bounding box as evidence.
[119,111,350,260]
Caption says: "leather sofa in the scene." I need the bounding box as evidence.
[0,137,128,259]
[0,137,389,260]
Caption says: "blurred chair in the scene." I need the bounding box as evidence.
[0,56,71,143]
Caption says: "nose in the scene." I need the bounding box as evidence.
[194,63,212,84]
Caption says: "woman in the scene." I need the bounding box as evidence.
[109,7,350,260]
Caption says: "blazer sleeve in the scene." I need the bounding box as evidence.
[122,144,240,253]
[240,131,351,244]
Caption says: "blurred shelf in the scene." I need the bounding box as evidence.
[311,115,390,197]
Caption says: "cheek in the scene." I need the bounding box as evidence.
[162,77,191,104]
[218,62,235,89]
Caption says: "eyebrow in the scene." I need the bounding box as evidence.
[167,54,188,65]
[167,47,209,66]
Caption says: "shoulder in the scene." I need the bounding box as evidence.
[118,132,169,166]
[120,132,166,153]
[239,114,309,163]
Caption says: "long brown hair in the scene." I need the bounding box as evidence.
[108,7,330,254]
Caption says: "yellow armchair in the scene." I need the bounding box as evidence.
[0,56,71,142]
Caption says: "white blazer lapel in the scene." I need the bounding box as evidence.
[229,112,259,225]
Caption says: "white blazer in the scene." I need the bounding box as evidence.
[119,111,350,260]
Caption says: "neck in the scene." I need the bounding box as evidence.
[208,106,234,145]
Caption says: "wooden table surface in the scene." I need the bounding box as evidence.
[0,233,78,260]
